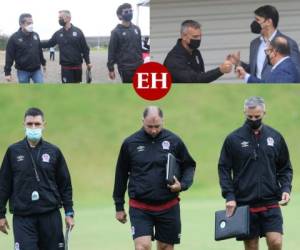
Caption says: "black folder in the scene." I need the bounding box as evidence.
[166,153,181,184]
[86,68,92,83]
[215,205,250,241]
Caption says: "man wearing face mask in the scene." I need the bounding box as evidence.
[0,107,74,250]
[113,106,196,250]
[218,97,293,250]
[41,10,92,83]
[236,36,300,83]
[228,5,300,82]
[107,3,143,83]
[4,13,46,83]
[163,20,232,83]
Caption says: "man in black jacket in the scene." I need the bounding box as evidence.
[42,10,92,83]
[0,107,74,250]
[218,97,293,250]
[163,20,232,83]
[4,13,46,83]
[113,106,196,250]
[107,3,143,83]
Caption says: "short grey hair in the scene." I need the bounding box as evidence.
[59,10,71,18]
[19,13,32,25]
[180,20,201,35]
[244,96,266,111]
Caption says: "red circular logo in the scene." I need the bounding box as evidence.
[132,62,172,101]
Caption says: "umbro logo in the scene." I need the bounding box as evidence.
[137,145,145,152]
[16,155,24,162]
[241,141,249,148]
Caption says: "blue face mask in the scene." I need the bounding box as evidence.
[25,128,42,141]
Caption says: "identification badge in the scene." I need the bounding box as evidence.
[31,191,39,201]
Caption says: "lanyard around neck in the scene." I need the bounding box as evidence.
[26,143,41,183]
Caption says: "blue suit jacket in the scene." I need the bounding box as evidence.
[247,58,300,83]
[241,30,300,80]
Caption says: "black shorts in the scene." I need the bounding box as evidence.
[13,209,65,250]
[61,67,82,83]
[129,204,181,245]
[237,207,283,240]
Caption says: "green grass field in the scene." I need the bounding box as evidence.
[1,195,300,250]
[0,85,299,249]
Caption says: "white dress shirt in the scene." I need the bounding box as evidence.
[256,30,278,78]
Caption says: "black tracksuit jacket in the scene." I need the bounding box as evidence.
[163,39,223,83]
[107,23,143,72]
[4,29,46,76]
[113,128,196,211]
[0,138,73,218]
[41,24,90,66]
[218,122,293,206]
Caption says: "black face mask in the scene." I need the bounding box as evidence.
[250,20,262,34]
[246,118,262,130]
[188,39,201,50]
[266,55,272,66]
[122,13,133,22]
[59,19,66,27]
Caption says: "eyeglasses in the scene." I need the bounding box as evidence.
[264,48,273,56]
[25,122,42,126]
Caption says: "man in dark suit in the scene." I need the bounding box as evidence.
[163,20,232,83]
[229,5,300,81]
[236,36,300,83]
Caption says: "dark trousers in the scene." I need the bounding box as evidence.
[118,69,136,83]
[50,52,55,61]
[61,66,82,83]
[13,209,65,250]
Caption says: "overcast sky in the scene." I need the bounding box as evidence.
[0,0,149,39]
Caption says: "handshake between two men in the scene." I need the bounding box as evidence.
[227,36,300,83]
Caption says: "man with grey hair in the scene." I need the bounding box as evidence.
[113,106,196,250]
[42,10,92,83]
[4,13,46,83]
[236,36,300,83]
[218,97,293,250]
[163,20,232,83]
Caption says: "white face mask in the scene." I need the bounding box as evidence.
[25,24,33,32]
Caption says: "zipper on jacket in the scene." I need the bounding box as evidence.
[252,133,261,200]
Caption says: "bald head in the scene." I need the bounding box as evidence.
[143,106,163,119]
[142,106,163,138]
[270,36,290,56]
